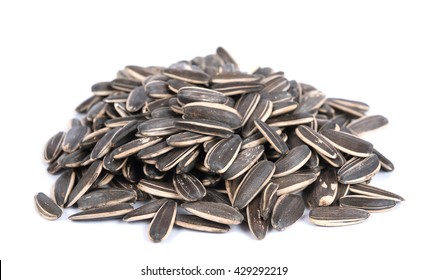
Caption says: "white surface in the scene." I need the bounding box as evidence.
[1,1,427,279]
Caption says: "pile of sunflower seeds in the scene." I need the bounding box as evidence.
[36,47,403,242]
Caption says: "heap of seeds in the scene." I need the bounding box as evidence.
[36,47,403,242]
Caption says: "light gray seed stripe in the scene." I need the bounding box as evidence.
[339,195,396,212]
[174,119,234,138]
[67,160,104,207]
[183,102,242,129]
[295,125,337,159]
[69,203,133,221]
[338,154,381,184]
[53,169,75,207]
[148,200,177,243]
[260,182,279,220]
[254,119,288,154]
[347,115,389,136]
[123,199,168,222]
[247,194,269,240]
[77,189,136,210]
[44,131,65,163]
[271,194,305,231]
[349,183,404,202]
[175,215,230,233]
[273,145,311,177]
[309,206,370,227]
[137,179,181,199]
[182,201,244,225]
[233,160,276,209]
[204,134,242,174]
[62,126,90,153]
[35,192,62,220]
[222,145,265,180]
[320,129,373,157]
[273,171,318,196]
[173,173,207,201]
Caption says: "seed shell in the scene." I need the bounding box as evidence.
[175,215,230,233]
[35,192,62,221]
[69,203,133,221]
[271,194,305,231]
[182,201,244,225]
[309,206,370,227]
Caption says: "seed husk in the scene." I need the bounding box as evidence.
[222,145,265,180]
[211,81,264,96]
[175,215,230,233]
[321,129,373,157]
[90,127,121,160]
[271,100,298,116]
[303,167,338,208]
[174,119,234,138]
[155,145,199,172]
[271,194,305,231]
[233,160,276,209]
[295,125,337,159]
[309,206,370,227]
[62,126,90,153]
[235,92,260,127]
[136,141,174,160]
[246,194,269,240]
[204,134,242,174]
[53,169,75,207]
[123,199,168,222]
[241,128,282,150]
[111,78,141,92]
[163,68,210,85]
[173,173,207,201]
[137,118,182,137]
[273,145,311,177]
[166,132,214,147]
[183,102,242,129]
[182,201,244,225]
[137,179,181,199]
[259,182,279,220]
[267,113,313,128]
[67,160,104,207]
[126,86,148,112]
[177,87,227,104]
[176,148,200,174]
[337,154,381,184]
[373,148,395,172]
[35,192,62,220]
[44,132,65,163]
[113,137,162,159]
[272,171,318,196]
[347,115,389,136]
[242,98,273,137]
[211,72,262,84]
[69,203,133,221]
[339,195,396,212]
[148,200,177,242]
[77,189,136,210]
[254,119,288,154]
[349,183,404,202]
[143,163,166,180]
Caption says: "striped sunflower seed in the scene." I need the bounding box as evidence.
[113,137,162,159]
[53,169,75,207]
[349,183,404,202]
[126,86,148,112]
[44,132,65,163]
[166,132,214,147]
[267,113,313,128]
[295,125,337,159]
[242,98,273,137]
[62,126,90,153]
[204,134,242,174]
[303,167,338,208]
[235,92,260,127]
[254,119,288,154]
[69,203,134,221]
[246,194,269,240]
[176,148,200,174]
[347,115,389,136]
[155,145,199,172]
[35,192,62,221]
[309,206,370,227]
[137,118,182,137]
[321,129,373,157]
[77,189,136,210]
[173,173,207,201]
[175,215,230,233]
[271,194,305,231]
[337,154,381,184]
[123,199,168,222]
[177,87,227,104]
[259,182,279,220]
[211,81,264,96]
[273,145,311,177]
[182,201,244,225]
[222,145,265,180]
[148,200,177,242]
[273,170,318,196]
[373,148,394,172]
[183,102,242,129]
[137,179,181,199]
[339,195,396,212]
[163,68,210,85]
[174,119,233,138]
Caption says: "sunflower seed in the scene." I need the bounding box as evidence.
[267,113,313,128]
[173,173,206,201]
[148,200,177,242]
[216,47,238,69]
[211,72,261,84]
[163,68,210,85]
[233,160,276,209]
[271,194,305,231]
[67,160,103,207]
[146,80,172,99]
[125,86,148,112]
[339,195,396,212]
[295,125,337,159]
[175,215,230,233]
[77,189,136,210]
[273,170,318,196]
[222,145,265,180]
[211,81,264,96]
[182,201,244,225]
[175,119,233,138]
[135,141,173,160]
[166,132,214,147]
[177,87,227,104]
[137,179,181,199]
[137,118,182,137]
[235,92,260,127]
[69,203,133,221]
[125,65,157,81]
[309,206,370,226]
[156,145,199,172]
[103,150,128,172]
[246,194,269,240]
[53,169,75,207]
[176,148,200,174]
[62,126,90,153]
[326,99,366,117]
[204,134,242,174]
[91,81,115,96]
[90,127,121,160]
[337,154,381,184]
[123,199,168,222]
[254,119,288,154]
[271,100,298,117]
[111,78,141,92]
[347,115,389,136]
[59,149,90,168]
[113,137,162,159]
[303,167,338,208]
[143,163,166,180]
[349,183,404,202]
[273,145,311,177]
[373,148,394,172]
[242,98,273,137]
[35,192,62,220]
[44,131,66,163]
[168,79,193,93]
[259,182,278,220]
[321,129,373,157]
[183,102,242,129]
[268,91,292,104]
[241,128,282,149]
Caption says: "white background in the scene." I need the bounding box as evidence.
[1,0,427,279]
